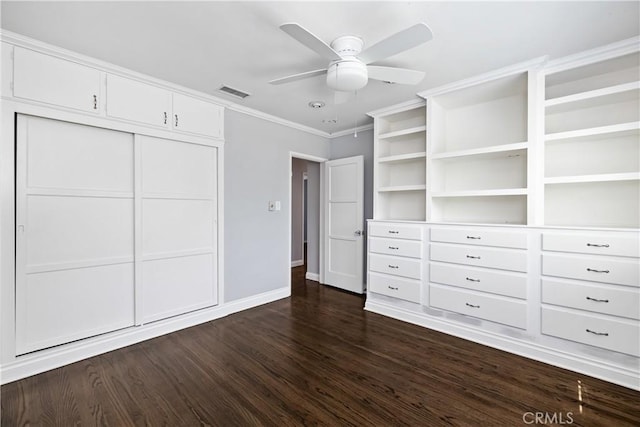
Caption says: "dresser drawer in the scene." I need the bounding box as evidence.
[541,307,640,357]
[430,263,527,299]
[369,237,422,258]
[430,284,526,329]
[542,232,639,258]
[369,272,421,303]
[431,227,527,249]
[369,254,422,280]
[369,223,422,240]
[430,243,527,272]
[542,279,639,320]
[542,254,639,287]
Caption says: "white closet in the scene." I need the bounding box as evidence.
[15,116,218,354]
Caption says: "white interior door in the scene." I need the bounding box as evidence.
[323,155,364,293]
[15,115,135,354]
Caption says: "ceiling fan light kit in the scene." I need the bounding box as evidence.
[270,22,433,93]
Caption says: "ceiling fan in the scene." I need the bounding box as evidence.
[269,22,433,92]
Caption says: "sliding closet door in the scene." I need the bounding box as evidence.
[139,135,217,323]
[16,115,135,354]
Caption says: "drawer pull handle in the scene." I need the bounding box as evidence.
[388,246,399,250]
[388,230,399,234]
[388,285,398,291]
[93,94,97,109]
[587,268,609,274]
[163,111,168,124]
[465,277,480,282]
[466,236,481,240]
[388,265,399,269]
[587,243,609,248]
[586,329,609,337]
[465,303,480,308]
[466,255,481,259]
[586,296,609,303]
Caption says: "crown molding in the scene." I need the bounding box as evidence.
[0,29,333,139]
[327,123,374,139]
[366,97,425,118]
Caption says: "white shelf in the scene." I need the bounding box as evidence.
[545,172,640,185]
[545,81,639,108]
[431,189,527,198]
[379,125,426,140]
[545,121,640,141]
[431,142,528,160]
[378,185,426,193]
[378,152,426,164]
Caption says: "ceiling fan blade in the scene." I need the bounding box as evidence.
[280,23,342,61]
[269,69,328,85]
[359,23,433,64]
[367,65,426,85]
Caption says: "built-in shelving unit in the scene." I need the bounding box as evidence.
[543,50,640,228]
[420,60,542,225]
[370,100,427,221]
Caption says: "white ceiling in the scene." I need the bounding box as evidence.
[1,1,639,135]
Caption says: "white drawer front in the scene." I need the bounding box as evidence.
[430,284,526,329]
[542,254,639,287]
[430,243,527,272]
[541,307,640,357]
[369,237,422,258]
[430,263,527,299]
[542,233,640,258]
[369,273,421,303]
[542,279,640,320]
[369,223,422,240]
[431,227,527,249]
[369,254,422,280]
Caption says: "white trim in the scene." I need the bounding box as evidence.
[418,56,548,99]
[365,300,640,391]
[544,36,640,75]
[367,97,426,118]
[1,287,289,384]
[327,123,374,138]
[305,272,320,282]
[226,103,330,138]
[291,259,304,268]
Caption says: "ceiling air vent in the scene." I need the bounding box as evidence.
[218,85,251,99]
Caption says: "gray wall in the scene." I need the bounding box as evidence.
[224,110,329,302]
[305,161,320,276]
[291,158,306,264]
[330,129,374,281]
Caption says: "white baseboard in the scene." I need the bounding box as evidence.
[1,287,290,384]
[291,259,304,267]
[365,300,640,391]
[305,272,320,282]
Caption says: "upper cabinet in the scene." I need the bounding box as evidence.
[172,93,224,138]
[370,101,427,221]
[106,74,172,128]
[13,47,102,113]
[419,58,544,226]
[543,46,640,229]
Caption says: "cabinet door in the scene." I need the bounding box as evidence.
[13,47,101,113]
[106,74,171,128]
[172,93,223,138]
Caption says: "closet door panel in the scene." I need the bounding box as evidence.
[141,137,216,199]
[142,254,215,323]
[16,263,134,354]
[25,117,133,192]
[142,198,214,255]
[16,115,135,354]
[26,196,134,267]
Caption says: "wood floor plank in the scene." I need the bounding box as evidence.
[2,267,639,426]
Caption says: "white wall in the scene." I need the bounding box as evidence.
[224,110,329,301]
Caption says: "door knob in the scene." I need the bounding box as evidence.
[355,230,363,236]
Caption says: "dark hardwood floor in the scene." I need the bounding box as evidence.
[2,267,639,426]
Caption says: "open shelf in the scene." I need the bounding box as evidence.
[430,195,527,225]
[378,152,426,164]
[545,81,639,109]
[431,142,527,161]
[379,125,426,140]
[544,173,640,185]
[376,191,425,221]
[545,121,639,142]
[378,184,427,192]
[431,189,527,198]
